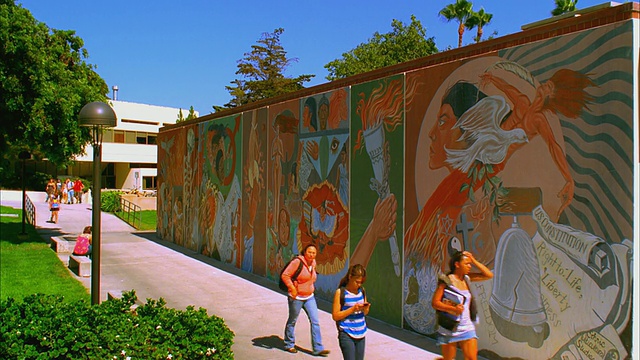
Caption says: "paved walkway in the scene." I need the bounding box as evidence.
[2,190,442,359]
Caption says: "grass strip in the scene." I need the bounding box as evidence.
[0,205,90,303]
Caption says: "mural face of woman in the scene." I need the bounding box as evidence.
[318,103,329,130]
[303,105,311,129]
[428,103,466,170]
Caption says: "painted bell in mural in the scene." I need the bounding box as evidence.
[490,216,550,348]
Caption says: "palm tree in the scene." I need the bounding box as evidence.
[552,0,578,16]
[465,8,493,43]
[439,0,474,48]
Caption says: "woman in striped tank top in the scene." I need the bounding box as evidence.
[332,264,370,360]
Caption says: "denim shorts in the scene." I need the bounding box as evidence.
[436,329,477,346]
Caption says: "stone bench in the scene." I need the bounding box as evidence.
[69,255,91,277]
[50,236,71,253]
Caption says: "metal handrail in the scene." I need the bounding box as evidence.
[119,196,142,229]
[25,194,36,225]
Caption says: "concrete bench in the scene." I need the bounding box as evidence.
[50,236,70,253]
[69,255,91,277]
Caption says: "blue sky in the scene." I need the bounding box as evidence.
[18,0,611,116]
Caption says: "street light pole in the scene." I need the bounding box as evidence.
[79,102,117,305]
[18,151,30,239]
[91,126,102,305]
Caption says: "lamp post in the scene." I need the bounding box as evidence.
[78,101,117,305]
[18,150,31,240]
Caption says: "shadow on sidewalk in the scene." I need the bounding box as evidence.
[131,231,442,356]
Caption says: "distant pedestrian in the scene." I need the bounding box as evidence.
[49,191,61,223]
[73,226,92,257]
[62,179,69,204]
[332,264,370,360]
[281,244,330,357]
[66,178,75,204]
[73,179,84,204]
[45,178,55,202]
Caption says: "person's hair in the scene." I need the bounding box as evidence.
[83,226,92,234]
[442,82,487,119]
[304,97,318,130]
[544,69,595,118]
[448,250,467,275]
[339,264,367,288]
[301,244,317,256]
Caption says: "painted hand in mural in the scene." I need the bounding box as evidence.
[351,193,397,269]
[371,194,397,241]
[305,140,319,161]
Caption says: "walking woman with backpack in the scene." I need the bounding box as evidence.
[281,244,330,357]
[332,264,370,360]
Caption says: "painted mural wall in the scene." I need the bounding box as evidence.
[157,18,636,359]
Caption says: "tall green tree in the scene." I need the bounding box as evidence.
[465,7,493,43]
[176,106,198,123]
[324,15,438,81]
[552,0,579,16]
[439,0,474,48]
[217,28,314,110]
[0,0,108,166]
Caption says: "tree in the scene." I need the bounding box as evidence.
[465,7,493,43]
[0,0,108,166]
[439,0,474,48]
[324,15,438,81]
[552,0,578,16]
[217,28,314,110]
[176,106,197,123]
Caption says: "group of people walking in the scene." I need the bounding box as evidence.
[45,178,86,223]
[281,246,491,360]
[45,178,85,205]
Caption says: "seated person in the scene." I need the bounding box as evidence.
[73,226,92,257]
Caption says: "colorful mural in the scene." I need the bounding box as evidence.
[349,77,405,326]
[403,22,633,359]
[157,126,187,244]
[266,100,301,283]
[156,16,635,360]
[241,109,268,275]
[197,115,242,265]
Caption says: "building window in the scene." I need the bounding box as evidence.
[103,129,114,143]
[114,131,125,143]
[143,176,157,190]
[148,135,157,145]
[130,163,157,169]
[125,132,136,144]
[136,132,147,144]
[102,163,116,189]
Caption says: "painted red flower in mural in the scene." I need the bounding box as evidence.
[298,181,349,270]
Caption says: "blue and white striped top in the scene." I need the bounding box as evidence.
[338,288,367,339]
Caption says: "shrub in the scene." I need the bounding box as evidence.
[27,171,53,191]
[101,190,122,212]
[0,291,235,359]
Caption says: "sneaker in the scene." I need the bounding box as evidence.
[314,350,330,357]
[286,347,298,353]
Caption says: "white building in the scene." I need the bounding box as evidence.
[72,99,198,191]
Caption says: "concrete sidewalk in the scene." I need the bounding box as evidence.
[1,190,442,359]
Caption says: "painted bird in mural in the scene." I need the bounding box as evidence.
[446,95,528,173]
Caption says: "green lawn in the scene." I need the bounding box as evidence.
[115,209,157,231]
[0,206,90,303]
